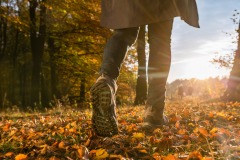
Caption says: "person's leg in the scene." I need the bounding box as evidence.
[143,19,173,129]
[91,27,139,137]
[100,27,139,80]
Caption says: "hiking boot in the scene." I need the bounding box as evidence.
[142,104,168,131]
[90,74,118,137]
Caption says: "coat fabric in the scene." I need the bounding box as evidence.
[100,0,199,29]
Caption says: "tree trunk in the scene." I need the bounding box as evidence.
[9,29,19,105]
[224,23,240,101]
[134,26,147,105]
[48,37,60,99]
[0,5,7,60]
[29,0,47,107]
[80,76,86,102]
[224,50,240,101]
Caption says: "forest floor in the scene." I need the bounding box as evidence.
[0,98,240,160]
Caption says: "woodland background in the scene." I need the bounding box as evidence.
[0,1,240,159]
[0,0,239,110]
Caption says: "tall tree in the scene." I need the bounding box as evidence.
[224,19,240,101]
[29,0,47,107]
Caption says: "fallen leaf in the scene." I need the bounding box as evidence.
[5,152,14,157]
[175,121,180,128]
[58,141,65,149]
[187,151,202,160]
[2,123,11,131]
[178,129,186,135]
[77,145,89,159]
[132,132,145,139]
[163,154,178,160]
[210,127,218,134]
[95,148,109,159]
[139,149,148,153]
[49,156,60,160]
[152,152,161,160]
[15,154,28,160]
[202,157,214,160]
[199,127,209,137]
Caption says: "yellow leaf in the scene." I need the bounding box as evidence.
[109,155,123,159]
[58,127,65,134]
[65,123,70,129]
[203,157,214,160]
[71,121,77,127]
[210,127,218,134]
[15,154,28,160]
[9,130,17,136]
[58,141,65,149]
[95,148,109,159]
[132,132,145,139]
[69,128,76,133]
[5,152,14,157]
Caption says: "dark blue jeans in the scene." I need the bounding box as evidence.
[100,20,173,110]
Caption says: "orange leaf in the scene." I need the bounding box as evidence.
[175,121,180,129]
[187,151,202,160]
[2,123,11,131]
[84,138,91,147]
[152,152,161,160]
[58,127,64,134]
[49,156,60,160]
[178,129,186,135]
[218,128,231,137]
[199,127,209,137]
[77,145,89,159]
[15,154,28,160]
[109,155,123,159]
[163,154,178,160]
[5,152,14,157]
[58,141,65,149]
[203,157,214,160]
[139,149,148,153]
[208,112,214,118]
[136,117,143,123]
[52,141,58,146]
[69,128,76,133]
[183,109,190,118]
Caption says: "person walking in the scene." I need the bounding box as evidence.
[91,0,200,137]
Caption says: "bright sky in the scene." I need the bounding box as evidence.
[168,0,240,82]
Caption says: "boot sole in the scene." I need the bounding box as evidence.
[91,82,118,137]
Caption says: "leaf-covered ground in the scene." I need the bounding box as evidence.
[0,100,240,160]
